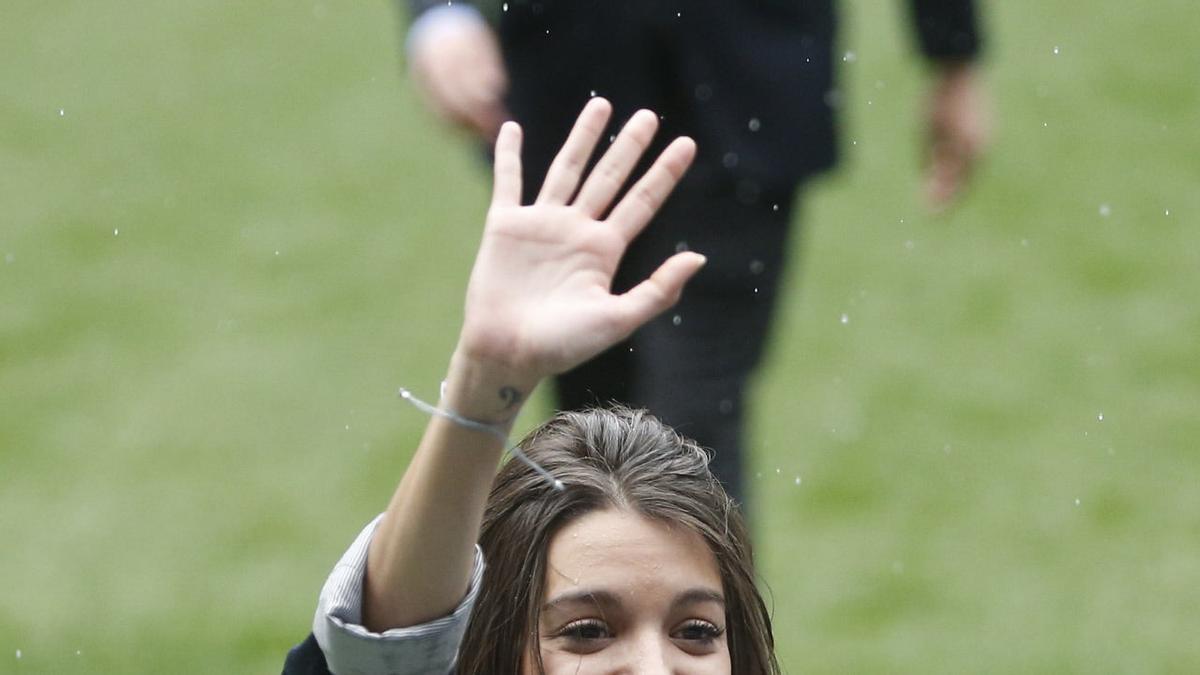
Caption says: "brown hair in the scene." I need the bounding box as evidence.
[455,407,778,674]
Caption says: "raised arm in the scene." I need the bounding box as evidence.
[362,98,705,632]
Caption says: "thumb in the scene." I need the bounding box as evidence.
[611,252,707,334]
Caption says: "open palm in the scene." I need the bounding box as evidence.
[458,99,706,379]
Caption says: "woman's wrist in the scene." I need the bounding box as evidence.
[441,348,542,427]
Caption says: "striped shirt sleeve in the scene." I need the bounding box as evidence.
[313,515,484,675]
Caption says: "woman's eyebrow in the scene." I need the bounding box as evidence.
[542,589,620,612]
[541,587,726,613]
[671,588,726,609]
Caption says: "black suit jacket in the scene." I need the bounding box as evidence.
[404,0,981,193]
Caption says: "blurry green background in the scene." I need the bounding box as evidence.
[2,1,1197,672]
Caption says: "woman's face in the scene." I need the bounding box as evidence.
[523,508,731,674]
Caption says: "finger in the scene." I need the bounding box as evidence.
[466,102,509,143]
[610,252,707,334]
[431,79,480,129]
[605,136,696,239]
[459,61,507,108]
[924,140,971,210]
[444,76,508,140]
[572,109,659,217]
[491,121,523,207]
[410,64,455,121]
[536,98,613,205]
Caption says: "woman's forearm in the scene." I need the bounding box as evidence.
[362,350,540,632]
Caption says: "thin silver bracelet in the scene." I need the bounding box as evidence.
[398,386,565,491]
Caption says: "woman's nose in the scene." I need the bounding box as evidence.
[624,633,673,675]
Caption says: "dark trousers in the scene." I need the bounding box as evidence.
[498,1,812,505]
[554,183,798,504]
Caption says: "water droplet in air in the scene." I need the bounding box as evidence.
[672,314,682,326]
[1053,46,1060,55]
[1099,204,1111,217]
[502,2,508,10]
[113,229,119,236]
[771,203,779,212]
[748,117,761,132]
[58,109,65,116]
[1097,413,1104,421]
[794,476,802,485]
[840,313,849,324]
[1074,498,1081,506]
[675,240,689,252]
[588,89,596,97]
[676,11,681,17]
[15,650,21,659]
[345,424,350,430]
[274,250,280,256]
[843,51,857,62]
[1164,209,1171,216]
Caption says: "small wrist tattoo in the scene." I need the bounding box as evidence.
[499,386,524,410]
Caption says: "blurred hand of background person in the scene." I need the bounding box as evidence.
[407,7,509,141]
[924,62,991,210]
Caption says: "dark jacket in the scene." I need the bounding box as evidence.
[404,0,982,193]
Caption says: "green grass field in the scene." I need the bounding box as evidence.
[3,1,1198,672]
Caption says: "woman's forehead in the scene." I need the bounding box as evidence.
[542,508,722,602]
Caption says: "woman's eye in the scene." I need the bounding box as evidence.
[674,619,724,643]
[557,619,612,642]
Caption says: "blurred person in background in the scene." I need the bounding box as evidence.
[399,0,989,505]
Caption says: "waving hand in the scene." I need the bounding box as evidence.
[456,98,705,380]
